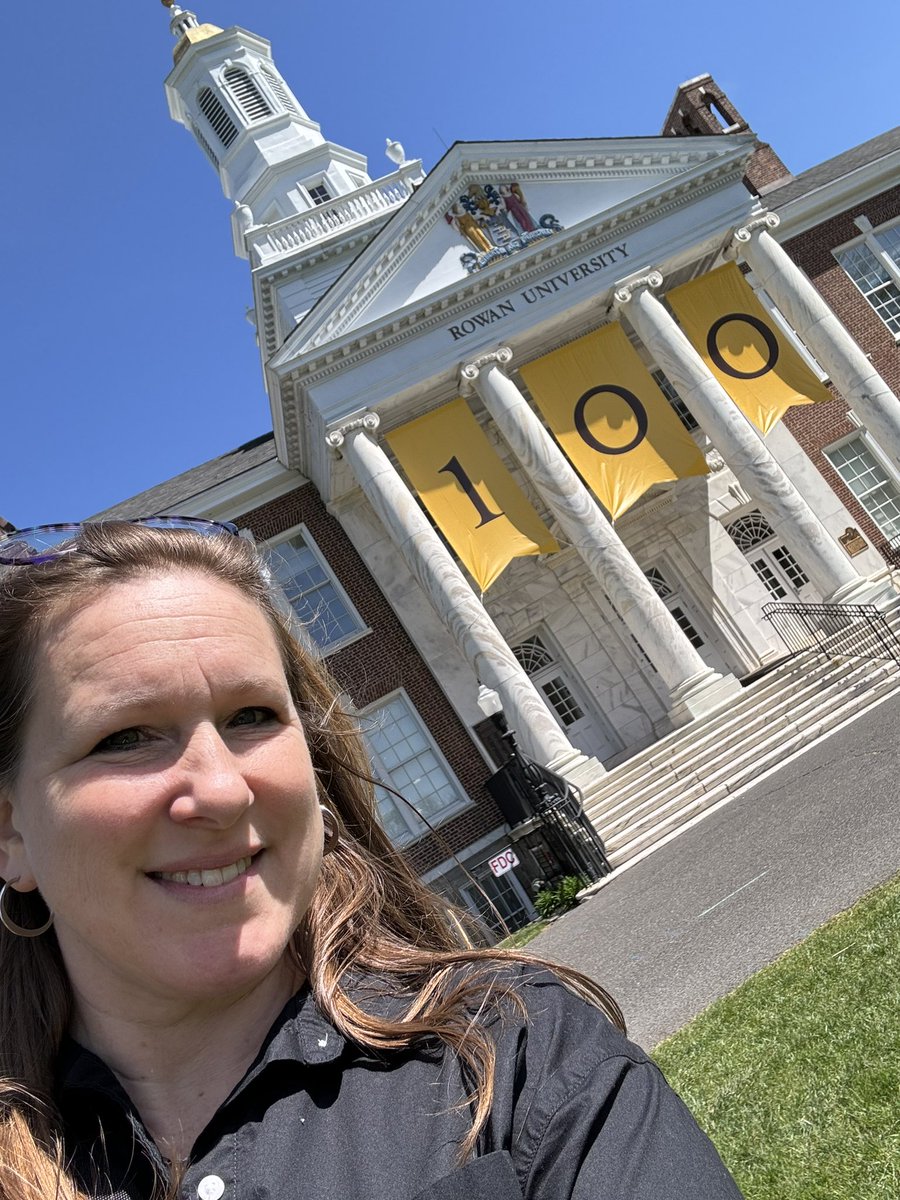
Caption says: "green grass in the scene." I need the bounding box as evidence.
[497,919,549,949]
[654,873,900,1200]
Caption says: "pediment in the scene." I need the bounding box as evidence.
[270,134,755,369]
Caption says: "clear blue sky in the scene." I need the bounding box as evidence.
[3,1,897,526]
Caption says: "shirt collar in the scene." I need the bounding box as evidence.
[56,984,347,1104]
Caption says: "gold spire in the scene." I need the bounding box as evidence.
[161,0,223,63]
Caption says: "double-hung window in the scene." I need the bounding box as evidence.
[825,433,900,540]
[834,219,900,337]
[266,527,365,653]
[362,691,468,846]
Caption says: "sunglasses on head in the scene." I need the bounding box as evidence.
[0,516,239,565]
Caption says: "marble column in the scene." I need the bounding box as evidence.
[460,349,743,726]
[325,412,585,771]
[615,271,882,606]
[734,212,900,475]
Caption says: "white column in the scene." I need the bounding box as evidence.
[324,413,585,771]
[615,272,883,606]
[735,212,900,475]
[460,349,743,726]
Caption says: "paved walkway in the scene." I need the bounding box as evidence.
[529,689,900,1048]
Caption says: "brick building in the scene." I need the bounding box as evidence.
[93,9,900,930]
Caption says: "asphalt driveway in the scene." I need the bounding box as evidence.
[530,689,900,1047]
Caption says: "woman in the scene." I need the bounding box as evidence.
[0,518,743,1199]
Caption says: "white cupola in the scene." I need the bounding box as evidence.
[161,1,373,236]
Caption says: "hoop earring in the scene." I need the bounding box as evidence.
[320,805,340,856]
[0,882,54,939]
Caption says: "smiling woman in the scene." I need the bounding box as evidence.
[0,521,744,1200]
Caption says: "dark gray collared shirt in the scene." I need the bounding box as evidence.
[56,970,743,1199]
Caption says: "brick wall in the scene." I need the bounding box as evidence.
[780,185,900,555]
[235,481,504,875]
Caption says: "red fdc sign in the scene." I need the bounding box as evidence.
[488,848,520,878]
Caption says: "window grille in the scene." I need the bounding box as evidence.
[363,693,466,845]
[198,87,238,148]
[307,182,333,206]
[512,635,584,727]
[651,368,699,431]
[725,511,809,591]
[644,567,705,648]
[826,435,900,538]
[835,224,900,336]
[261,64,297,112]
[223,66,273,122]
[725,511,778,552]
[512,635,554,674]
[267,530,363,651]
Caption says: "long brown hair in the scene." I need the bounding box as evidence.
[0,524,623,1198]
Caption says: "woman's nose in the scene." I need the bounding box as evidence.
[167,727,254,826]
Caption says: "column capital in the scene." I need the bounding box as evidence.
[324,410,381,452]
[458,346,514,392]
[613,269,664,306]
[733,210,780,246]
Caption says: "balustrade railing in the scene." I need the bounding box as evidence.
[247,162,422,264]
[762,601,900,665]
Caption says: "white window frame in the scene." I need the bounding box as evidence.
[303,177,334,207]
[264,522,368,656]
[359,688,471,847]
[833,216,900,341]
[742,269,829,381]
[823,429,900,541]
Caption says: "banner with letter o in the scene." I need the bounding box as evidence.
[386,398,558,593]
[519,322,709,520]
[667,262,831,435]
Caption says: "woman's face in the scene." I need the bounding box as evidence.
[0,570,324,1009]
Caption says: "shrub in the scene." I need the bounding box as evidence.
[533,874,588,918]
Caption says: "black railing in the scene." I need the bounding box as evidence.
[761,601,900,665]
[875,534,900,569]
[485,748,612,882]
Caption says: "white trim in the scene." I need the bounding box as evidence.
[190,457,307,522]
[773,148,900,240]
[265,521,370,655]
[358,687,473,846]
[831,214,900,341]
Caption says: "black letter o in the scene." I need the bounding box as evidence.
[707,312,779,380]
[573,386,648,456]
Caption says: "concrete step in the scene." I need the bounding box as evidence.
[596,659,900,871]
[583,651,867,809]
[586,654,888,825]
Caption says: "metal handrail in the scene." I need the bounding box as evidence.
[761,600,900,665]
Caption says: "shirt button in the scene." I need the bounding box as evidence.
[197,1177,226,1200]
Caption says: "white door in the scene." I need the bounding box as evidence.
[644,565,730,675]
[512,633,620,762]
[726,511,815,602]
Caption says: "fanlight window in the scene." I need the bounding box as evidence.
[197,88,238,148]
[261,64,297,112]
[223,66,273,122]
[512,635,554,675]
[725,511,778,552]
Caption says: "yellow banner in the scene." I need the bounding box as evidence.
[519,323,709,520]
[667,262,831,435]
[386,398,558,593]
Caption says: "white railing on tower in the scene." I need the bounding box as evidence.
[246,162,423,265]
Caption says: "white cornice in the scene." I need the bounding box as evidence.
[186,456,307,522]
[772,148,900,240]
[274,156,749,387]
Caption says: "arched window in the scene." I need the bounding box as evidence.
[197,88,238,148]
[725,511,778,553]
[512,635,554,675]
[223,66,273,122]
[261,64,297,113]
